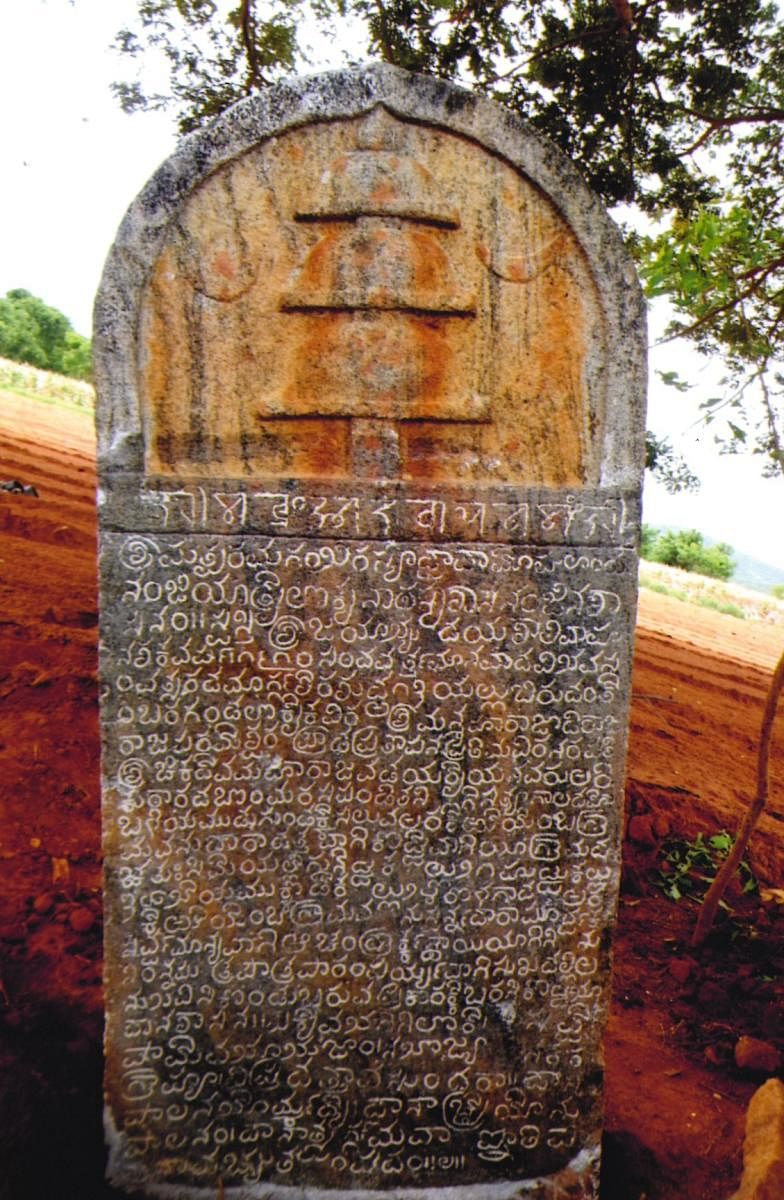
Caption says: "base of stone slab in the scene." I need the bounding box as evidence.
[105,1113,599,1200]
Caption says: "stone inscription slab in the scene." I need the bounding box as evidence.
[102,529,633,1193]
[95,64,646,1200]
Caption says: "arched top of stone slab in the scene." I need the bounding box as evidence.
[94,62,646,490]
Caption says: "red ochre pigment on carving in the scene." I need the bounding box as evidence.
[211,250,239,281]
[369,180,398,208]
[139,114,599,484]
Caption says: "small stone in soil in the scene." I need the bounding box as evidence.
[735,1035,783,1075]
[705,1044,732,1066]
[668,957,696,984]
[51,856,70,883]
[68,908,95,934]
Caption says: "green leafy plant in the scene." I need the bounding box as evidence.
[643,436,700,494]
[698,597,745,620]
[657,831,757,905]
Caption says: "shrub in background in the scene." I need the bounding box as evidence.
[0,289,92,381]
[641,526,735,582]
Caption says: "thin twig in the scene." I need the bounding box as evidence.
[687,106,784,127]
[692,644,784,946]
[760,373,784,468]
[486,17,619,82]
[682,109,784,155]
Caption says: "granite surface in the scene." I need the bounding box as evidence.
[95,63,647,1199]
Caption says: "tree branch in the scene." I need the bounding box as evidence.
[488,16,619,81]
[682,109,784,155]
[737,253,784,284]
[688,107,784,126]
[760,372,784,468]
[239,0,262,92]
[656,253,784,346]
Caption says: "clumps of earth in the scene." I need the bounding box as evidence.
[621,791,784,1076]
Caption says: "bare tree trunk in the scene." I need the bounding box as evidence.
[239,0,262,93]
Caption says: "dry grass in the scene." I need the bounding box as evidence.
[639,560,784,627]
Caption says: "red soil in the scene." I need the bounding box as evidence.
[1,391,783,1200]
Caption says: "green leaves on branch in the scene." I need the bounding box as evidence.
[111,1,780,211]
[634,6,784,472]
[110,0,784,477]
[113,1,301,132]
[644,432,700,493]
[640,195,784,473]
[0,290,92,381]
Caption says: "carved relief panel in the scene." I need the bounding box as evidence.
[140,107,606,485]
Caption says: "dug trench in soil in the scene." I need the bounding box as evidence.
[1,391,783,1200]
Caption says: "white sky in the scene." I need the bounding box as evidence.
[1,0,783,568]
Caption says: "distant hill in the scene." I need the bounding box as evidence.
[731,547,784,594]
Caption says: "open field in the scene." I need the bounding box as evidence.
[1,390,783,1199]
[640,559,784,627]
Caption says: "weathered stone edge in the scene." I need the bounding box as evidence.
[93,61,647,489]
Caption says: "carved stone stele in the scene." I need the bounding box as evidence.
[95,64,646,1200]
